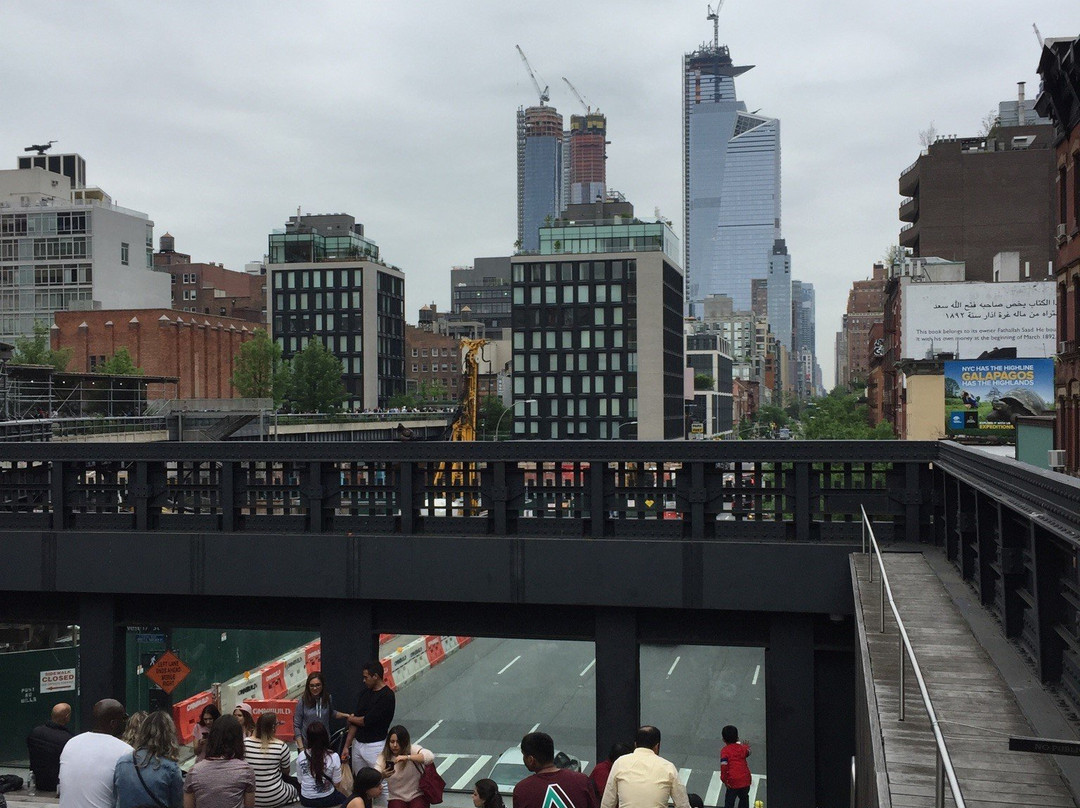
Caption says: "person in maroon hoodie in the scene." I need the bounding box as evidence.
[718,725,751,808]
[512,733,595,808]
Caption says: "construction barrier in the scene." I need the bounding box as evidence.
[424,635,446,667]
[172,690,215,745]
[261,660,288,700]
[246,698,297,741]
[303,641,321,675]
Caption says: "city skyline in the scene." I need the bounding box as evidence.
[2,1,1074,386]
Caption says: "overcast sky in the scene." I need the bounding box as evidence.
[2,1,1076,387]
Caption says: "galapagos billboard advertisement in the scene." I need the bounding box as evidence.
[944,358,1055,439]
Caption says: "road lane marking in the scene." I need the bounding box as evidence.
[752,664,760,685]
[678,768,691,785]
[452,755,493,790]
[498,655,522,675]
[705,771,723,805]
[666,656,681,677]
[749,775,763,806]
[579,659,595,677]
[529,722,541,732]
[435,753,464,773]
[415,720,442,743]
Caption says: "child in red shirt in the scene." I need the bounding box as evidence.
[719,725,751,808]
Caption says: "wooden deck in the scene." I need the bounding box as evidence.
[852,552,1075,807]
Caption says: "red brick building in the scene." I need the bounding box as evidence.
[52,309,258,399]
[405,323,460,400]
[837,263,887,390]
[154,234,266,324]
[1037,36,1080,472]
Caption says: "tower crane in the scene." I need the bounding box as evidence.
[707,1,725,50]
[515,45,549,106]
[561,77,596,115]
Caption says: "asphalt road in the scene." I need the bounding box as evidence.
[390,637,767,807]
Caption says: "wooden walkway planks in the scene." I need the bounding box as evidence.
[853,552,1076,807]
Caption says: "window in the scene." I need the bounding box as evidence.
[412,348,419,357]
[121,242,130,265]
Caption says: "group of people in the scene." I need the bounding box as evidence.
[28,661,752,808]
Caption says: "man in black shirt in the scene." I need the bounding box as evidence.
[342,660,396,799]
[26,703,73,791]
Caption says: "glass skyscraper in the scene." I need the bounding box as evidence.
[683,42,780,315]
[517,105,564,253]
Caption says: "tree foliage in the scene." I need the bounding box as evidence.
[11,320,72,371]
[801,390,894,440]
[283,338,347,413]
[388,380,454,410]
[480,396,512,440]
[231,329,287,405]
[95,347,142,375]
[694,373,715,391]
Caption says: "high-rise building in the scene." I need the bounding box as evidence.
[684,38,781,314]
[450,257,512,339]
[836,263,887,390]
[792,280,817,398]
[517,105,564,252]
[0,152,170,344]
[267,213,404,410]
[766,239,791,350]
[567,113,607,206]
[510,200,684,439]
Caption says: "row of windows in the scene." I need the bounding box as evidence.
[513,284,626,306]
[411,347,457,357]
[514,352,630,373]
[512,419,638,439]
[0,211,89,236]
[274,268,364,290]
[410,363,455,373]
[512,375,633,398]
[512,259,636,283]
[512,324,629,349]
[275,291,365,310]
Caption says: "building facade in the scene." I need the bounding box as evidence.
[510,203,684,439]
[1036,36,1080,473]
[155,235,265,323]
[836,264,887,390]
[567,113,607,206]
[683,40,780,314]
[52,308,255,399]
[405,323,461,401]
[0,153,170,345]
[766,239,791,350]
[267,214,404,410]
[686,329,734,436]
[450,257,512,339]
[517,106,564,252]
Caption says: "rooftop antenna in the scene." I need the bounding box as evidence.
[24,140,57,155]
[706,1,724,50]
[515,45,549,106]
[1033,23,1044,48]
[561,77,594,114]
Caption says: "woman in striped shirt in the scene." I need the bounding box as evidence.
[243,713,299,808]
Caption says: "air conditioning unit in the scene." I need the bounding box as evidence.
[1049,449,1067,469]
[1059,223,1070,240]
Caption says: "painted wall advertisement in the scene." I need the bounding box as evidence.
[902,281,1055,359]
[944,358,1055,438]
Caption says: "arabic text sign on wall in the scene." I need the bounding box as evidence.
[40,668,76,693]
[901,281,1055,359]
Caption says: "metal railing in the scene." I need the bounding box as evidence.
[861,505,966,808]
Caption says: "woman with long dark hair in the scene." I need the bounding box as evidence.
[375,726,435,808]
[296,722,346,807]
[232,704,256,739]
[184,715,256,808]
[114,710,184,808]
[346,768,383,808]
[471,779,505,808]
[244,713,298,808]
[192,705,222,762]
[294,672,346,752]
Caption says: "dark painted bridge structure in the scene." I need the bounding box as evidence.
[2,440,1078,807]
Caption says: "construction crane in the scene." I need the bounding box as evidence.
[562,77,594,115]
[707,1,724,50]
[516,45,549,106]
[433,338,489,494]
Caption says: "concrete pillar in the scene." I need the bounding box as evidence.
[77,595,125,729]
[765,613,815,807]
[320,602,378,728]
[594,608,639,763]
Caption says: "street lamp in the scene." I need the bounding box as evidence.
[493,399,537,440]
[614,420,638,438]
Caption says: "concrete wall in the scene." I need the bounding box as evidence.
[905,374,946,440]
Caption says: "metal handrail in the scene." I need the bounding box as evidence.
[860,505,966,808]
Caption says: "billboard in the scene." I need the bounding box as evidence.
[944,358,1055,438]
[902,281,1055,359]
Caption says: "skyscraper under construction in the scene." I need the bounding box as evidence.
[567,112,607,205]
[517,105,564,252]
[683,36,781,316]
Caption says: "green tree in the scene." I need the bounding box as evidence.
[479,396,512,440]
[284,339,347,413]
[95,347,142,375]
[231,329,288,405]
[694,373,715,391]
[11,320,72,371]
[801,390,894,440]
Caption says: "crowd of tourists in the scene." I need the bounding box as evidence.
[26,659,754,808]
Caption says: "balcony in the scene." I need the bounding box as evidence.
[899,220,920,249]
[898,196,918,223]
[898,157,921,197]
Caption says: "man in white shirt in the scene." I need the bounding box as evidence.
[58,699,131,808]
[600,726,690,808]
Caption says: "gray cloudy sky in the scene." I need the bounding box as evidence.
[3,1,1076,387]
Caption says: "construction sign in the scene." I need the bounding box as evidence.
[144,650,191,694]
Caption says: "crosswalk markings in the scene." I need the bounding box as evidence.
[704,771,723,806]
[678,768,691,785]
[451,755,493,791]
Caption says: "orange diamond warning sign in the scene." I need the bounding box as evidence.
[144,650,190,694]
